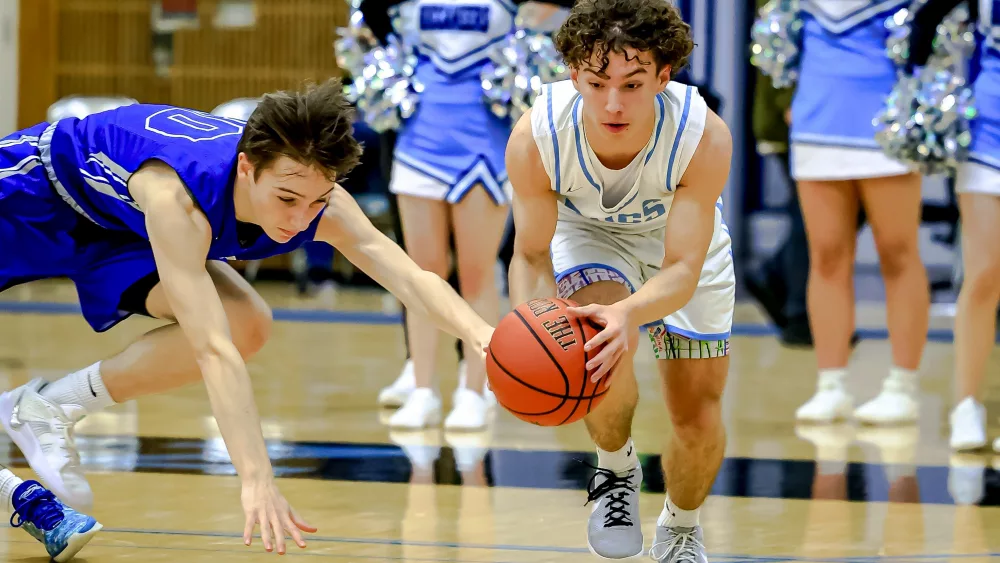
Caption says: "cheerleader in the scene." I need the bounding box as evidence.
[789,0,930,425]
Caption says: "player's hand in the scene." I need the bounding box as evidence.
[241,478,317,554]
[568,302,638,383]
[470,325,495,364]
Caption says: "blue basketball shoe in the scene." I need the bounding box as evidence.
[10,480,102,562]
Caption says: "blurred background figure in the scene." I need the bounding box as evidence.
[788,0,929,427]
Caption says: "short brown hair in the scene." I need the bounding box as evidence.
[554,0,694,75]
[238,78,363,182]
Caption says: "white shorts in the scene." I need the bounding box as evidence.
[956,159,1000,196]
[550,220,735,360]
[791,144,912,181]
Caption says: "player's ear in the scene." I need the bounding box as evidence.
[570,67,581,90]
[658,64,672,89]
[236,152,255,180]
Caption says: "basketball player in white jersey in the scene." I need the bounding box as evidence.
[506,0,733,560]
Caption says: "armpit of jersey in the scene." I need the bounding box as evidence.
[802,0,909,33]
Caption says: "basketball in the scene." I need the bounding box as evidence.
[486,297,609,426]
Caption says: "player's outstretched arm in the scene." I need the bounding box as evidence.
[130,162,314,554]
[506,109,560,306]
[315,185,494,359]
[571,111,733,380]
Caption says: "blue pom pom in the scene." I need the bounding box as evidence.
[480,27,569,123]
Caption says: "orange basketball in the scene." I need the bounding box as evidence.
[486,297,608,426]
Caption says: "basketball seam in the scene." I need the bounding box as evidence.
[555,298,591,425]
[488,344,608,402]
[512,308,572,397]
[488,347,568,414]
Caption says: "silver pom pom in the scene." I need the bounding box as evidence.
[875,2,977,175]
[480,27,569,123]
[334,3,421,132]
[749,0,803,88]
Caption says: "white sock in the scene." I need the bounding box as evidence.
[596,438,639,475]
[817,368,848,389]
[40,361,116,414]
[657,492,700,528]
[888,366,918,390]
[0,468,23,515]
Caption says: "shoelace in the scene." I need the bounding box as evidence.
[648,527,704,562]
[10,487,64,531]
[583,461,637,528]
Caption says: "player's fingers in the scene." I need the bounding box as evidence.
[285,514,307,549]
[586,337,619,370]
[259,509,274,552]
[584,327,616,352]
[589,347,621,382]
[568,305,603,323]
[270,508,287,555]
[291,508,318,533]
[243,514,256,546]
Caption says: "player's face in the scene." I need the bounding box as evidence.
[571,48,671,137]
[240,154,334,243]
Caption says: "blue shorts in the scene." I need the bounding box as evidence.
[0,123,159,332]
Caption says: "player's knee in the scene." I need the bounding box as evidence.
[668,391,722,443]
[229,291,273,357]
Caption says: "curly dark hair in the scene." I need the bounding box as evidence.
[554,0,694,75]
[238,78,363,182]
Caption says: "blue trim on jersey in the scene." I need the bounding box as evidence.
[571,95,600,192]
[553,262,637,293]
[665,86,694,192]
[665,324,732,341]
[561,198,583,215]
[644,94,667,165]
[546,85,562,194]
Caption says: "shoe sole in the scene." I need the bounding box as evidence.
[586,538,644,560]
[0,390,93,511]
[53,521,103,563]
[388,411,442,430]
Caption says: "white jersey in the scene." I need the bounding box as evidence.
[530,80,725,243]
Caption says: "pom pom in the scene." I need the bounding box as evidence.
[875,2,977,175]
[334,3,421,132]
[480,27,569,123]
[749,0,803,88]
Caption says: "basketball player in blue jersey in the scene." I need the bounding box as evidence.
[0,78,495,554]
[506,1,733,560]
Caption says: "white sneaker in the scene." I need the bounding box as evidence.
[0,379,93,511]
[444,388,490,431]
[378,361,415,407]
[993,436,1000,454]
[853,372,919,425]
[950,397,988,451]
[795,373,854,423]
[388,388,441,429]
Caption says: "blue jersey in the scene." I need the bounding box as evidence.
[38,104,323,261]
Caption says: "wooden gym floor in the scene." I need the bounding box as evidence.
[0,279,998,562]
